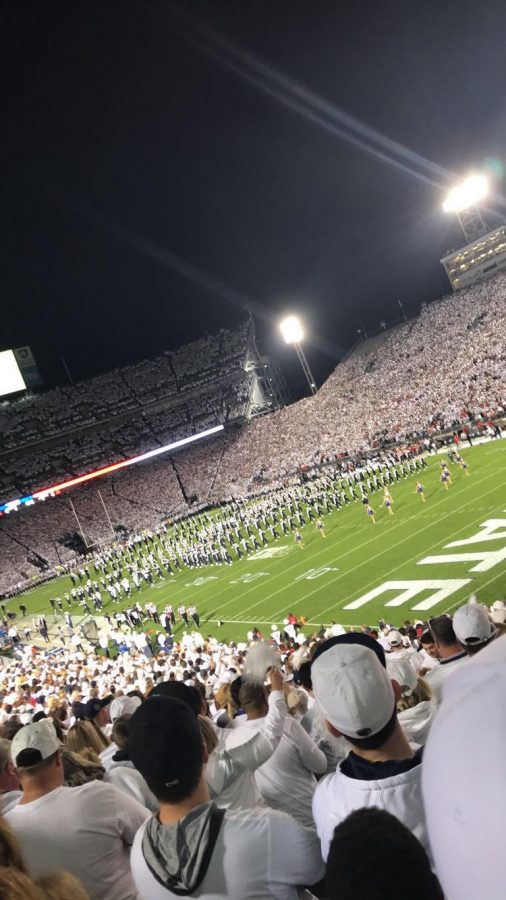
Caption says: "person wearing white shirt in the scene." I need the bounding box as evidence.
[386,630,423,673]
[424,615,468,705]
[98,631,110,655]
[417,631,439,672]
[422,630,506,900]
[226,681,327,826]
[100,695,142,772]
[102,701,158,812]
[129,693,324,899]
[6,719,149,900]
[311,634,428,861]
[107,764,159,812]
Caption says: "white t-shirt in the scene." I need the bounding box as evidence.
[5,781,149,900]
[387,647,423,673]
[398,700,437,746]
[417,649,438,671]
[131,806,324,900]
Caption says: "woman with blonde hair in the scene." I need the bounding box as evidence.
[62,749,105,787]
[212,683,238,725]
[0,818,27,872]
[198,715,219,754]
[0,868,42,899]
[65,720,107,757]
[36,871,90,900]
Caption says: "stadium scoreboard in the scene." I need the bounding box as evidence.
[0,350,26,398]
[0,346,42,399]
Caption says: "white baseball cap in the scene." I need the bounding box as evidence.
[386,629,404,647]
[110,695,142,722]
[11,720,60,768]
[386,656,418,696]
[453,604,496,646]
[422,632,506,900]
[311,636,396,744]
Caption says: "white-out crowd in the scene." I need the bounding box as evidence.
[0,321,252,497]
[0,596,504,898]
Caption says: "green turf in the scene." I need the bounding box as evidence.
[9,440,506,643]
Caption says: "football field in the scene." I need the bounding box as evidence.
[10,439,506,644]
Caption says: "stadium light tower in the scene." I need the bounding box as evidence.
[279,315,317,395]
[442,174,489,243]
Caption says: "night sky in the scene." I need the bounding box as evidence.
[2,0,506,397]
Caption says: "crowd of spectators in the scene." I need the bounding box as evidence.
[0,322,253,497]
[1,272,505,592]
[0,598,503,897]
[206,271,506,495]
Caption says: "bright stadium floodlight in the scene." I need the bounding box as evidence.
[442,174,489,243]
[280,315,304,345]
[279,315,317,395]
[442,174,488,213]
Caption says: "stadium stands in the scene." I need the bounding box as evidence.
[0,272,505,592]
[0,321,257,497]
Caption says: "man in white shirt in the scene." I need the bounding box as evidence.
[385,629,423,672]
[226,680,327,826]
[311,634,428,861]
[424,615,468,704]
[6,719,149,899]
[417,631,439,672]
[129,694,324,899]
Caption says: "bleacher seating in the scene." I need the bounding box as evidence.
[0,322,253,497]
